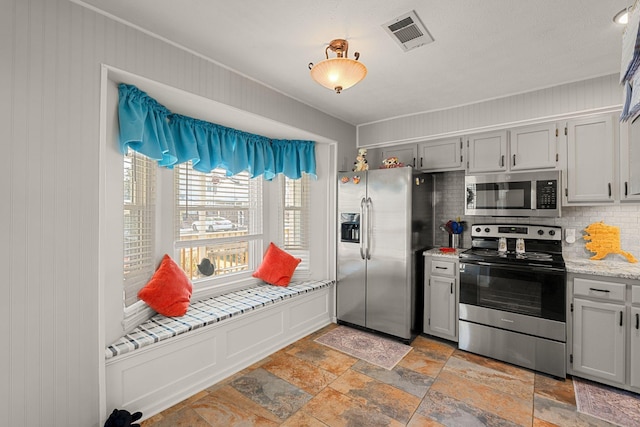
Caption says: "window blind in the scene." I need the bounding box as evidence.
[123,150,156,307]
[174,163,262,281]
[279,174,310,269]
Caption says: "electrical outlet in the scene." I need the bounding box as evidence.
[565,228,576,244]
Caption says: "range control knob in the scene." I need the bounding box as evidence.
[484,227,490,233]
[537,229,544,235]
[475,227,481,233]
[549,230,556,236]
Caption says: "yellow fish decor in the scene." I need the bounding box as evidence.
[583,221,637,263]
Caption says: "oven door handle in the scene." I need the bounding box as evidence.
[462,261,566,274]
[473,261,493,266]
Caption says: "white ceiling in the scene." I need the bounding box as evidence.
[79,0,631,126]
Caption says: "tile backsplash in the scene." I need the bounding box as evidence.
[433,171,640,261]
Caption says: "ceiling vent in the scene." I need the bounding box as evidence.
[382,10,434,52]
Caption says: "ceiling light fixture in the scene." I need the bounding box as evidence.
[308,39,367,94]
[614,8,629,25]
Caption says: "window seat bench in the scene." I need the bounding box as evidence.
[104,279,334,421]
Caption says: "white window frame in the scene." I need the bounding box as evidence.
[278,174,310,275]
[122,150,157,308]
[173,164,265,299]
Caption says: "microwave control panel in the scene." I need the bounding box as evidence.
[536,179,557,209]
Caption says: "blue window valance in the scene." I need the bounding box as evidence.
[117,83,316,180]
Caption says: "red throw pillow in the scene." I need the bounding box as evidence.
[138,254,193,316]
[252,242,301,287]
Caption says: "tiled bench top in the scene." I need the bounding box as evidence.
[105,279,334,359]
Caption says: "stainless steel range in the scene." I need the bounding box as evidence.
[458,224,567,378]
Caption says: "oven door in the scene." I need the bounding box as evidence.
[459,261,565,322]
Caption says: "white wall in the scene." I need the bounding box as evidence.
[358,74,622,147]
[0,1,354,426]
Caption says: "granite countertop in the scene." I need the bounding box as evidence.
[423,247,465,259]
[423,248,640,280]
[564,257,640,281]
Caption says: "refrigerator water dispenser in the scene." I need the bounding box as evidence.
[340,213,360,243]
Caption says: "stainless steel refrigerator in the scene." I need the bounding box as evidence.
[337,167,434,341]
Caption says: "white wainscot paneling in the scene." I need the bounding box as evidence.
[105,286,332,421]
[122,336,218,405]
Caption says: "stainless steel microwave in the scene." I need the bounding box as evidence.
[465,170,561,217]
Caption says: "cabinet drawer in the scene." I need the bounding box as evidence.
[573,277,625,302]
[431,260,456,277]
[633,286,640,305]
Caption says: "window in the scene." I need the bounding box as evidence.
[174,163,263,282]
[279,174,310,269]
[123,150,156,307]
[122,155,307,308]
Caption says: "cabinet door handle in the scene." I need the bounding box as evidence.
[589,287,610,293]
[625,182,629,197]
[636,313,639,330]
[450,282,453,294]
[608,183,612,198]
[412,157,416,168]
[435,266,448,269]
[620,311,623,327]
[500,155,504,167]
[420,157,423,168]
[512,154,516,166]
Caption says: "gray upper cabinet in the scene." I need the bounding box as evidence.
[381,145,417,168]
[620,118,640,201]
[565,114,615,204]
[466,130,508,173]
[417,137,464,172]
[466,125,557,174]
[509,123,558,171]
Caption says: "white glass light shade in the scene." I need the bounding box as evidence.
[614,8,629,25]
[310,57,367,93]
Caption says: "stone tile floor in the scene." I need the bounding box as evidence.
[141,324,617,426]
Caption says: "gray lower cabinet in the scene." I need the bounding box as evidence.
[424,255,458,341]
[568,274,640,392]
[632,287,640,388]
[572,297,625,384]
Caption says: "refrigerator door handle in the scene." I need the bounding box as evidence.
[365,197,373,260]
[359,197,366,259]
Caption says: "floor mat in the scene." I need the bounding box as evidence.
[314,326,412,370]
[574,377,640,427]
